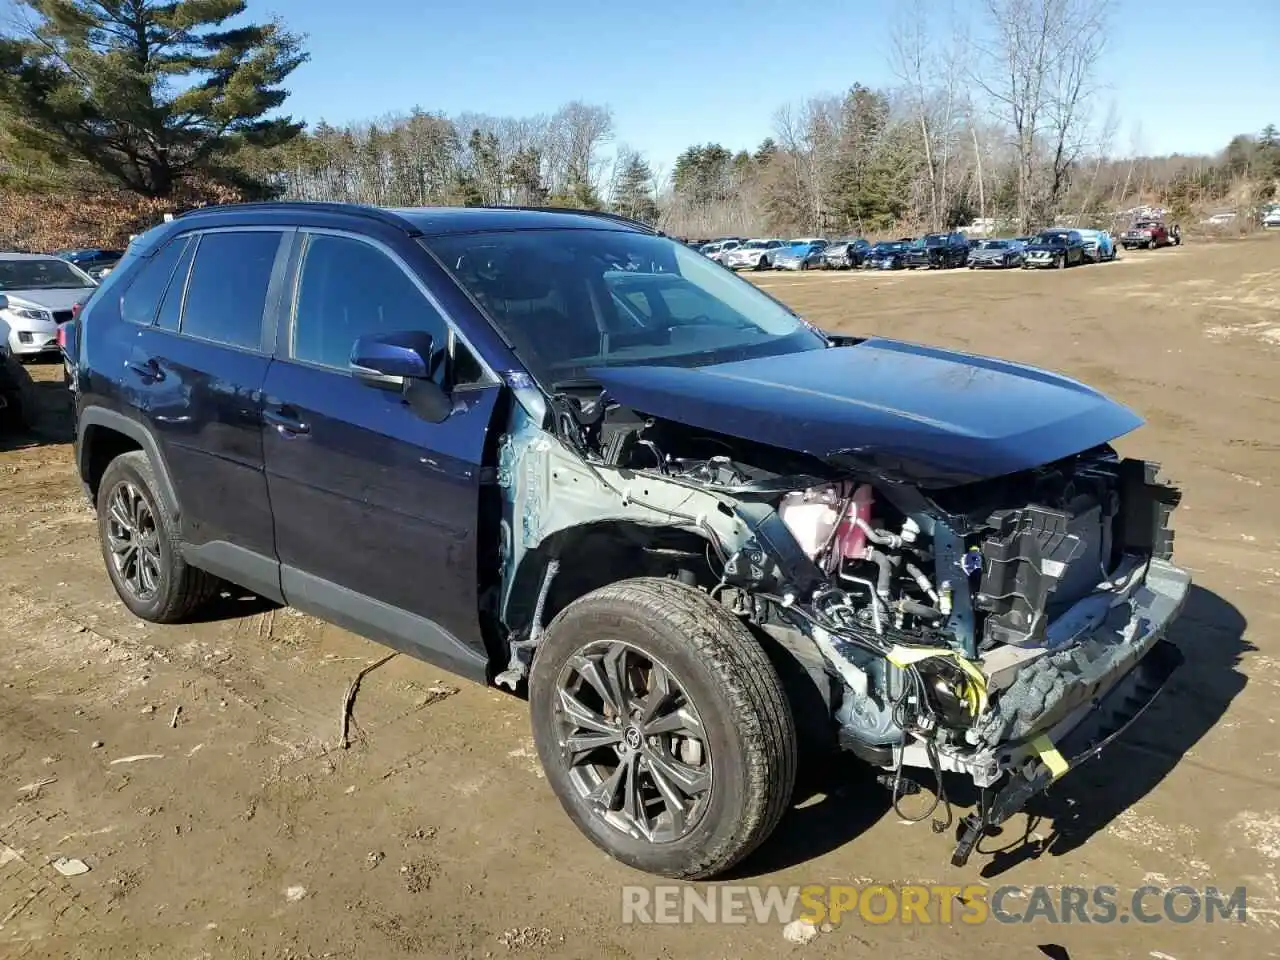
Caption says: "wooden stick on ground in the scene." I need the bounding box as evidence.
[339,653,398,750]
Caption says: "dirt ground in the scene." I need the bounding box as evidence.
[2,238,1279,959]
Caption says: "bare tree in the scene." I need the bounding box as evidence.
[889,2,943,227]
[972,0,1111,231]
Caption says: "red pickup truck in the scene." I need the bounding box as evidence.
[1120,220,1178,250]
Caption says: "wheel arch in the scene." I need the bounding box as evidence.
[78,409,180,519]
[504,520,716,643]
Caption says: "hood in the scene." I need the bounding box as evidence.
[3,288,95,312]
[590,338,1142,488]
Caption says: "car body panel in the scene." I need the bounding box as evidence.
[1120,221,1170,248]
[722,239,785,270]
[906,232,970,269]
[591,336,1142,486]
[260,360,501,662]
[966,239,1025,269]
[822,238,870,268]
[863,242,911,270]
[0,257,97,355]
[1075,229,1116,262]
[772,241,828,270]
[1022,230,1086,268]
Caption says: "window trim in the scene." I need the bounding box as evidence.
[160,226,292,355]
[118,234,192,329]
[281,227,499,389]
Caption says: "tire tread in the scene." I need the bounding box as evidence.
[539,578,797,879]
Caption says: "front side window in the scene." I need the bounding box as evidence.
[291,234,451,377]
[424,228,826,386]
[181,231,283,350]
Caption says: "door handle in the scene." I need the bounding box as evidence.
[264,406,311,436]
[126,357,164,381]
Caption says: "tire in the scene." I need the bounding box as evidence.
[0,352,37,431]
[96,450,220,623]
[529,578,797,880]
[1147,239,1155,250]
[755,257,767,271]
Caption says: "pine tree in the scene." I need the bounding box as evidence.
[0,0,307,197]
[612,152,657,224]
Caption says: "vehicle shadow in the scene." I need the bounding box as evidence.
[728,751,892,879]
[732,583,1248,878]
[0,359,76,451]
[185,585,282,624]
[978,583,1250,877]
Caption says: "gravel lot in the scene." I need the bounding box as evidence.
[2,236,1278,959]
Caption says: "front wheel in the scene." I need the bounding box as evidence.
[755,257,768,271]
[530,579,797,880]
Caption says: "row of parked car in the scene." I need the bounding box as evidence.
[690,219,1182,274]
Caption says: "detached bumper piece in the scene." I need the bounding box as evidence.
[951,638,1183,866]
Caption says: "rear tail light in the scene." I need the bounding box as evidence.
[55,324,66,349]
[71,302,82,320]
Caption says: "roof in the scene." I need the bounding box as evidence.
[175,202,655,237]
[0,252,68,261]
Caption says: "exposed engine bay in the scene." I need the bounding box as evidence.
[492,375,1188,865]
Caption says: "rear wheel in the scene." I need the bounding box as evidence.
[97,451,220,623]
[530,578,797,879]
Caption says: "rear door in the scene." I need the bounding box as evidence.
[261,229,500,678]
[127,227,289,594]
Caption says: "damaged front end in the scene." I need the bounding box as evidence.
[488,369,1189,868]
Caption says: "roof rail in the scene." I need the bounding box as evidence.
[174,201,420,233]
[481,205,662,235]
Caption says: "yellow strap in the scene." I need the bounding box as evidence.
[1030,734,1070,780]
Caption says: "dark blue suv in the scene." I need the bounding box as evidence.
[69,202,1190,879]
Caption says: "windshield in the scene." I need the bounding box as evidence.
[1037,231,1070,244]
[922,234,947,246]
[424,229,827,385]
[874,242,907,253]
[0,258,93,290]
[979,240,1009,249]
[741,240,771,249]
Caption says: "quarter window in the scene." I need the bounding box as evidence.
[156,237,197,331]
[180,231,283,350]
[120,237,189,327]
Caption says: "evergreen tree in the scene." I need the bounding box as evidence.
[0,0,307,197]
[612,152,657,223]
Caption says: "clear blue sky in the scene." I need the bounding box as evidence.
[265,0,1277,168]
[10,0,1280,168]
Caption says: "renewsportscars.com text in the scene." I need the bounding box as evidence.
[621,884,1249,926]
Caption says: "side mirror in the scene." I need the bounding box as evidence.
[349,331,452,423]
[0,295,9,311]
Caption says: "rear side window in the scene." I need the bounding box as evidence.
[180,231,283,350]
[120,237,189,326]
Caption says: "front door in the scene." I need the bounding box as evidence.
[261,230,499,680]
